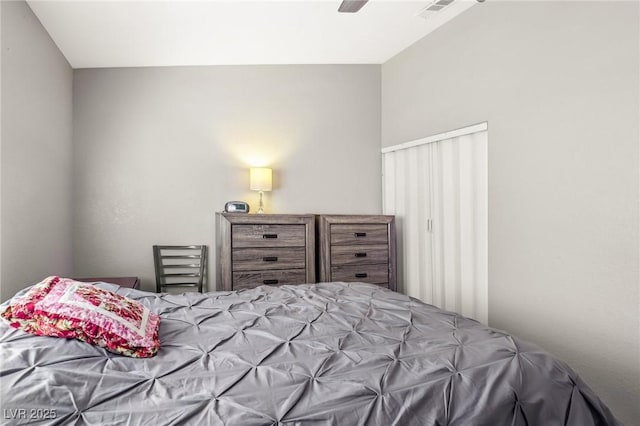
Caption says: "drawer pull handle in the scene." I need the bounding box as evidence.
[355,273,368,278]
[263,279,279,285]
[354,252,367,258]
[354,232,367,237]
[262,234,278,239]
[263,256,278,262]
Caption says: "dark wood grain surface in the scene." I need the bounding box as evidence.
[317,215,397,291]
[232,224,306,248]
[330,224,389,246]
[216,213,315,291]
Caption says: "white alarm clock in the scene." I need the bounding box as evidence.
[224,201,250,213]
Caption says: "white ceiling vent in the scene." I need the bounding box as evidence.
[416,0,456,19]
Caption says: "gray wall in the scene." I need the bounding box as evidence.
[72,65,381,291]
[381,1,639,424]
[0,0,74,301]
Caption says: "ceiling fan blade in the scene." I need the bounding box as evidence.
[338,0,369,13]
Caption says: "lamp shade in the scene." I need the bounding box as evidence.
[249,167,272,191]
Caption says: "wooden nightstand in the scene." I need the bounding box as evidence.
[216,213,316,291]
[73,277,141,289]
[317,215,397,291]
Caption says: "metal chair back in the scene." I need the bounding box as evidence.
[153,245,207,293]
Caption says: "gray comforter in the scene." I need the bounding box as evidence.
[0,282,619,425]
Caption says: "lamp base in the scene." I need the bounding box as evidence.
[257,191,265,214]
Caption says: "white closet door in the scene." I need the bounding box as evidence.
[382,146,433,302]
[431,131,488,323]
[382,125,487,324]
[405,145,433,303]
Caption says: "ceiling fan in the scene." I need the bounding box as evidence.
[338,0,484,14]
[338,0,369,13]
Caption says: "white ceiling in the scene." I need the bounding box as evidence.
[26,0,477,69]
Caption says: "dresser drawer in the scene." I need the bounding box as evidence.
[232,247,305,271]
[330,244,389,266]
[330,224,388,246]
[232,224,306,248]
[233,269,307,290]
[331,264,389,286]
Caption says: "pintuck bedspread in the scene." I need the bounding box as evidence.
[0,282,619,426]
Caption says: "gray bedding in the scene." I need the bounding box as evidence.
[0,282,619,425]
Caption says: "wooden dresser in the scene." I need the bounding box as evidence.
[317,215,397,291]
[216,213,316,291]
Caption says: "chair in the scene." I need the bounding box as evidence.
[153,245,207,293]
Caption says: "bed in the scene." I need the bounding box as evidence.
[0,281,620,425]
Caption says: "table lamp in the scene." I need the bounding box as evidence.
[249,167,272,214]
